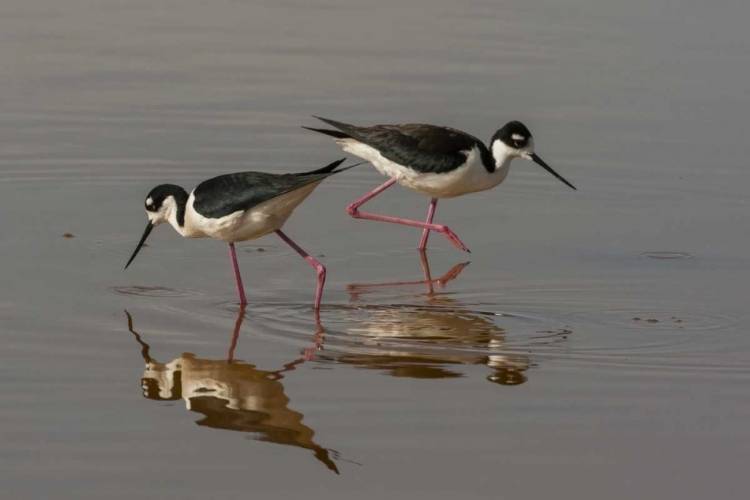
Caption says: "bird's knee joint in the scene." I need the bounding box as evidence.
[346,205,359,217]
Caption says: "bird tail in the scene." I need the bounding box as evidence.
[301,126,351,139]
[303,115,362,140]
[301,158,365,176]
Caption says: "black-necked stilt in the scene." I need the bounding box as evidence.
[125,158,359,310]
[304,117,576,253]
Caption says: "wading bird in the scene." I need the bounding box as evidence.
[125,159,359,310]
[305,117,575,252]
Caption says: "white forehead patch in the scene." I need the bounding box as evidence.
[511,134,526,142]
[146,197,153,206]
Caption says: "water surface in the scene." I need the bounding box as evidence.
[2,0,750,498]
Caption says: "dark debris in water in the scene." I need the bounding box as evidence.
[640,251,695,260]
[62,233,75,238]
[633,315,685,324]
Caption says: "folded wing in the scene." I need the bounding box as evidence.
[193,159,347,219]
[311,117,491,174]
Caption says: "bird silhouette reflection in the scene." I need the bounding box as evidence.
[335,251,566,385]
[124,309,340,473]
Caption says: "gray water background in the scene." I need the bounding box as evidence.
[2,0,750,498]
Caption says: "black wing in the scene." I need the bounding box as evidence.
[192,159,348,219]
[312,116,493,174]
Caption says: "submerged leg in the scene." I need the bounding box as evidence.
[347,177,469,253]
[417,198,438,250]
[228,243,248,306]
[275,230,326,311]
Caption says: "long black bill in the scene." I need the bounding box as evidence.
[125,221,154,269]
[531,153,576,190]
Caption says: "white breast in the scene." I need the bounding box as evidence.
[337,140,510,198]
[184,181,323,242]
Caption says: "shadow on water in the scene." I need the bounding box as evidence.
[124,309,342,474]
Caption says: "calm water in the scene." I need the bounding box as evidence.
[2,0,750,498]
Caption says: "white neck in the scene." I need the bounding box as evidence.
[167,210,186,235]
[491,140,516,174]
[175,193,207,238]
[159,196,189,237]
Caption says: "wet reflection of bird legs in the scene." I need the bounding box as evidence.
[123,309,345,473]
[215,305,325,363]
[416,250,471,294]
[347,250,470,298]
[334,250,538,386]
[303,320,326,361]
[226,305,245,362]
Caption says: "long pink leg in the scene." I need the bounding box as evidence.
[418,198,438,250]
[275,230,326,311]
[228,243,248,306]
[347,177,470,253]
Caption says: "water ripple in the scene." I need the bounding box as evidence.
[110,285,208,299]
[567,308,736,332]
[115,278,748,381]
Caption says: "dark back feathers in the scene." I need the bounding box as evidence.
[192,159,350,219]
[311,116,495,174]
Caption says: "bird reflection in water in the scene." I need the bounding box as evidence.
[348,249,470,298]
[336,251,568,385]
[124,309,341,474]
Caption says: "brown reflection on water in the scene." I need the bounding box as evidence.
[326,252,558,386]
[124,310,340,474]
[321,349,531,386]
[324,299,533,386]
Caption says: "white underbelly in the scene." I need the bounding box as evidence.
[186,181,323,242]
[337,139,508,198]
